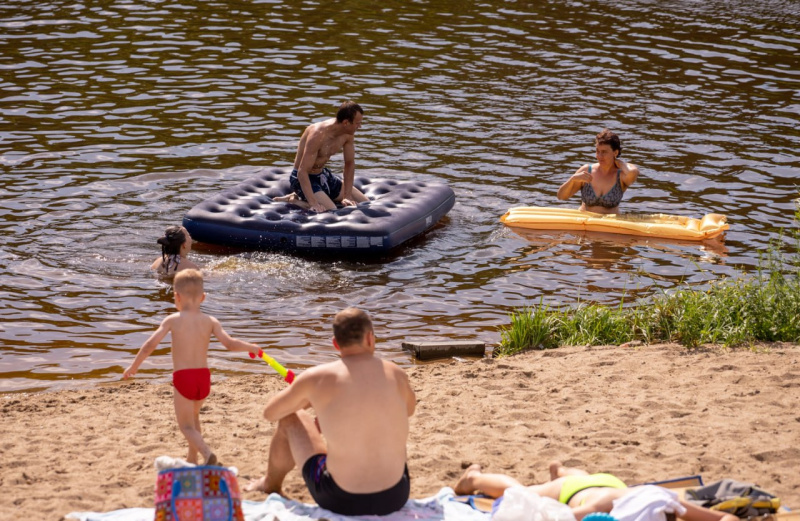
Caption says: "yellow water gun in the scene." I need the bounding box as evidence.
[249,350,295,384]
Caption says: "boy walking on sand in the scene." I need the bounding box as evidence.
[123,269,259,466]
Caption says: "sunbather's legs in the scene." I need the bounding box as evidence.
[454,464,523,497]
[549,460,590,480]
[454,462,576,501]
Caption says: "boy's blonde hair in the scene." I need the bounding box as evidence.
[173,269,204,299]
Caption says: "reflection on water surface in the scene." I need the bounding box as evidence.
[1,0,798,392]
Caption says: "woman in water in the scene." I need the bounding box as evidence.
[557,129,640,214]
[151,226,199,276]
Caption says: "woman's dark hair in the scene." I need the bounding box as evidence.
[595,128,622,157]
[157,226,186,274]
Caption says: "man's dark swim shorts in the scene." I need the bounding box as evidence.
[301,454,410,516]
[289,168,344,201]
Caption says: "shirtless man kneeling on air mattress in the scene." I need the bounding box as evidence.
[275,101,369,213]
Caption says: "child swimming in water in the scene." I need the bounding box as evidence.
[123,269,260,465]
[151,225,199,276]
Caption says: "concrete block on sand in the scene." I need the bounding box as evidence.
[402,341,486,360]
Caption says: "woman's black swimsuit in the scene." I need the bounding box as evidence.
[580,165,624,208]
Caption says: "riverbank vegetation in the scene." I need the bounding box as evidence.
[496,207,800,356]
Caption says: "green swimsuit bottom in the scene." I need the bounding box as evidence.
[558,473,628,505]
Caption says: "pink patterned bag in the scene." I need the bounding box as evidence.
[154,465,244,521]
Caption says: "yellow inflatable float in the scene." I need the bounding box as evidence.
[500,206,729,241]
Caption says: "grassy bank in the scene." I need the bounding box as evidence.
[496,209,800,356]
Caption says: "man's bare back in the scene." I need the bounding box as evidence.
[245,308,415,517]
[305,354,411,491]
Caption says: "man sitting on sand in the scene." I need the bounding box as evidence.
[274,101,370,213]
[455,461,738,521]
[245,308,416,516]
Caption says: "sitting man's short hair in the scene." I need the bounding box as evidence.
[333,307,373,347]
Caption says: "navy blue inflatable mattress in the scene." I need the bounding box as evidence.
[182,169,455,254]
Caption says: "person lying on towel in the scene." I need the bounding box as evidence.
[454,460,738,521]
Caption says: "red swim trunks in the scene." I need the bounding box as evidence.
[172,368,211,401]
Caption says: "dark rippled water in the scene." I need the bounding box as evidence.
[1,0,799,392]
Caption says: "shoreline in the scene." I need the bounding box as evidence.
[2,342,798,520]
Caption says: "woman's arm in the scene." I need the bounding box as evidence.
[616,158,640,190]
[557,165,592,200]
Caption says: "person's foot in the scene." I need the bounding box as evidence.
[549,460,565,480]
[243,476,284,496]
[206,453,218,466]
[454,463,483,495]
[273,193,307,206]
[243,476,266,492]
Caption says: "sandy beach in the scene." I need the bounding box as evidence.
[2,342,798,520]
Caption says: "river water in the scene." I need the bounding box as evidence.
[1,0,798,393]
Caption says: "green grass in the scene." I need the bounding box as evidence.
[495,208,800,356]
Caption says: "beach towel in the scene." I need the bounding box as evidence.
[684,479,781,517]
[610,485,686,521]
[66,487,490,521]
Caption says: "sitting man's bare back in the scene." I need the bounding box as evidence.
[245,307,416,516]
[274,101,369,213]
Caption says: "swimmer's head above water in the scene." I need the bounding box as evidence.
[156,226,193,275]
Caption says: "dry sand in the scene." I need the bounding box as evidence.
[1,343,798,520]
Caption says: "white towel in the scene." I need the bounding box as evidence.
[492,486,576,521]
[610,485,687,521]
[65,487,490,521]
[153,454,239,476]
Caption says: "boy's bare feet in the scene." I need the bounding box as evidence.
[454,463,483,495]
[206,453,218,466]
